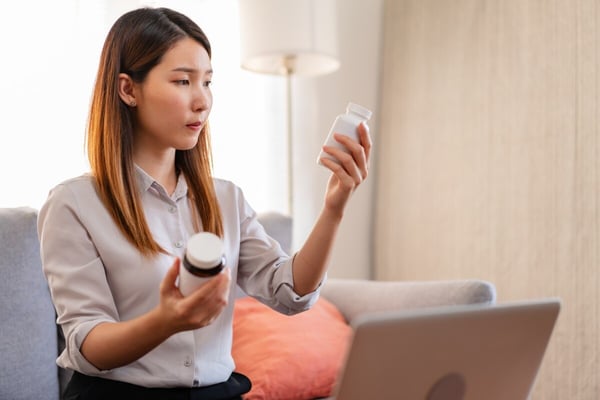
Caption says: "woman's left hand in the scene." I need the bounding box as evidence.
[292,122,372,295]
[318,122,372,217]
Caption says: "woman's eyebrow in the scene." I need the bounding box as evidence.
[171,67,213,75]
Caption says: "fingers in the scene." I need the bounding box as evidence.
[342,131,368,181]
[320,151,363,188]
[357,122,372,163]
[186,269,231,305]
[320,125,371,187]
[159,261,231,332]
[160,257,182,297]
[180,269,231,327]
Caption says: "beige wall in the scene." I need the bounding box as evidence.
[375,0,599,398]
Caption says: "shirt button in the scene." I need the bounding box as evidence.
[168,206,177,213]
[184,357,192,367]
[175,241,184,248]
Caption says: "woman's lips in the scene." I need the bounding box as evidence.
[186,122,202,130]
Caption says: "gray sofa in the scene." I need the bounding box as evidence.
[0,207,496,400]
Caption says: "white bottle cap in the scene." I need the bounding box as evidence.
[347,102,372,120]
[186,232,224,269]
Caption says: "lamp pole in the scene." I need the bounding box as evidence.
[283,55,295,217]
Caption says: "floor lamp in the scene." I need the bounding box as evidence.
[239,0,340,219]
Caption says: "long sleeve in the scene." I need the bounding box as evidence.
[231,188,323,314]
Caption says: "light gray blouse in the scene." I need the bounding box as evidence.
[37,167,321,388]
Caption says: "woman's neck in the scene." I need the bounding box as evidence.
[134,149,178,195]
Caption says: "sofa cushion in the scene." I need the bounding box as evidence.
[0,207,60,400]
[232,296,352,400]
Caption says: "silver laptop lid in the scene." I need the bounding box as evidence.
[333,298,561,400]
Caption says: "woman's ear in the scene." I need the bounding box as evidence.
[118,73,137,107]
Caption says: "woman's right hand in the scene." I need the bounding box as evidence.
[80,257,231,370]
[158,257,231,334]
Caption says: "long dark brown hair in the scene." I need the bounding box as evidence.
[87,7,223,256]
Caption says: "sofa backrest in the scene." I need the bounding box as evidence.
[256,211,293,255]
[0,208,292,399]
[0,207,60,400]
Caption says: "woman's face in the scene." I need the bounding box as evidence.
[131,37,213,156]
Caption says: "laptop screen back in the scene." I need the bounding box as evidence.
[332,299,560,400]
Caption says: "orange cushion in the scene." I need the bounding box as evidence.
[232,296,352,400]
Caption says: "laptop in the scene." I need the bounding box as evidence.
[331,298,561,400]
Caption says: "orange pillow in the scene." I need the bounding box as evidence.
[232,296,352,400]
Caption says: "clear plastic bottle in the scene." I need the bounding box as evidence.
[317,102,372,165]
[179,232,225,296]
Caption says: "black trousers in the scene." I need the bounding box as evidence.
[63,371,252,400]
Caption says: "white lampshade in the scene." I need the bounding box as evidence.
[239,0,340,76]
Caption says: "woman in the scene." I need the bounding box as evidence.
[38,7,371,400]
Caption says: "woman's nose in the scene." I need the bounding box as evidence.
[192,87,210,111]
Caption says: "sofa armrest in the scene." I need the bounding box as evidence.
[321,278,496,323]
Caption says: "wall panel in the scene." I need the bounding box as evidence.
[375,1,599,398]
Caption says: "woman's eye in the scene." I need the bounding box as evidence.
[204,80,212,88]
[175,79,190,86]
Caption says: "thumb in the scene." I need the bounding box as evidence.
[161,257,181,294]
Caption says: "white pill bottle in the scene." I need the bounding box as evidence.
[179,232,225,296]
[318,102,372,164]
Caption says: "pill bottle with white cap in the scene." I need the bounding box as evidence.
[317,102,372,165]
[179,232,225,296]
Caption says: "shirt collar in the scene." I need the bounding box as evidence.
[134,164,188,202]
